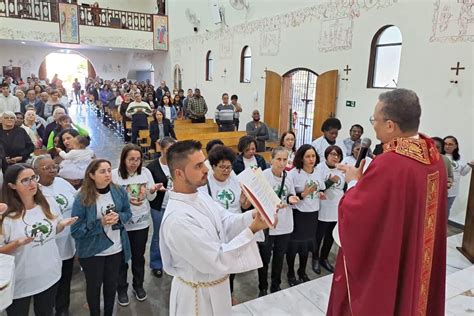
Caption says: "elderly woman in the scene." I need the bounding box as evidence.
[0,111,34,172]
[33,155,77,316]
[22,109,44,149]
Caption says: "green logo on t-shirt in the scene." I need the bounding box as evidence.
[217,189,235,209]
[55,194,69,214]
[306,179,317,199]
[273,185,288,200]
[24,218,53,245]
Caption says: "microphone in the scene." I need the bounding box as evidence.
[355,138,372,168]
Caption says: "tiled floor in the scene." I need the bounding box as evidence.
[233,233,474,315]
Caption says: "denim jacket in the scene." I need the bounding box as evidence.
[71,184,132,262]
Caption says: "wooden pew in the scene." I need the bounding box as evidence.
[176,131,246,141]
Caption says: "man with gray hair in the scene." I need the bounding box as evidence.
[327,89,447,316]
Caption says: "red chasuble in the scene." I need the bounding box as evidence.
[327,135,447,316]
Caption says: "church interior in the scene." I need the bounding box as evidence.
[0,0,473,315]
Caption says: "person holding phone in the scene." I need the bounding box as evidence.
[288,144,325,284]
[0,163,77,316]
[112,145,162,305]
[258,146,299,296]
[71,159,132,316]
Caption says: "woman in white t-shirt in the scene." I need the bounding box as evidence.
[279,131,296,171]
[287,144,325,286]
[314,145,345,274]
[203,146,251,214]
[33,155,77,316]
[201,145,253,298]
[71,159,132,316]
[112,144,161,306]
[0,163,77,316]
[259,147,299,296]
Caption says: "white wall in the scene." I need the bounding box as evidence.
[167,0,474,225]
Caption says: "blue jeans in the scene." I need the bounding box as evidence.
[150,208,165,269]
[447,196,456,219]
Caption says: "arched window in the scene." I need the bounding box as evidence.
[240,46,252,83]
[206,51,213,81]
[367,26,402,88]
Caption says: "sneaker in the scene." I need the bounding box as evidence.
[117,291,129,306]
[133,287,147,301]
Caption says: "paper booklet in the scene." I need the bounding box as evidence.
[237,168,281,227]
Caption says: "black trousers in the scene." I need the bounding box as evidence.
[286,239,313,279]
[122,119,131,142]
[191,117,205,123]
[118,227,149,293]
[258,233,291,291]
[55,257,75,314]
[131,125,147,144]
[7,282,58,316]
[314,220,337,261]
[79,251,123,316]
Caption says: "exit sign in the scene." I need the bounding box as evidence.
[346,100,356,107]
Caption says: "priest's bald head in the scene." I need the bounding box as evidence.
[167,140,209,193]
[371,88,421,144]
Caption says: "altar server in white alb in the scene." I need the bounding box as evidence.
[160,140,272,316]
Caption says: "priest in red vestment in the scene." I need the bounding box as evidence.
[327,89,447,316]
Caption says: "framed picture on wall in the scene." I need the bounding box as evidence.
[153,15,168,51]
[58,3,80,44]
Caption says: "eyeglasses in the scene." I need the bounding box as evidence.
[3,116,16,120]
[20,174,40,186]
[216,165,232,171]
[40,165,60,172]
[328,152,340,157]
[369,116,376,125]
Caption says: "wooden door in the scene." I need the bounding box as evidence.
[279,76,292,135]
[312,70,338,139]
[264,70,282,131]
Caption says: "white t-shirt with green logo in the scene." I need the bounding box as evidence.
[40,177,77,260]
[95,191,122,256]
[243,156,258,170]
[204,174,242,214]
[263,169,295,236]
[112,168,156,231]
[290,168,325,213]
[0,199,62,299]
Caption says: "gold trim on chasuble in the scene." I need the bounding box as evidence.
[383,137,437,165]
[418,171,439,316]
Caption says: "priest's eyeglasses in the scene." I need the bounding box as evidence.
[20,175,40,186]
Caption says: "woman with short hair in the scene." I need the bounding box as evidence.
[232,135,267,175]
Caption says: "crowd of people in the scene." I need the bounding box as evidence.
[0,75,472,316]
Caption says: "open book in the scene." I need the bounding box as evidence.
[237,168,281,227]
